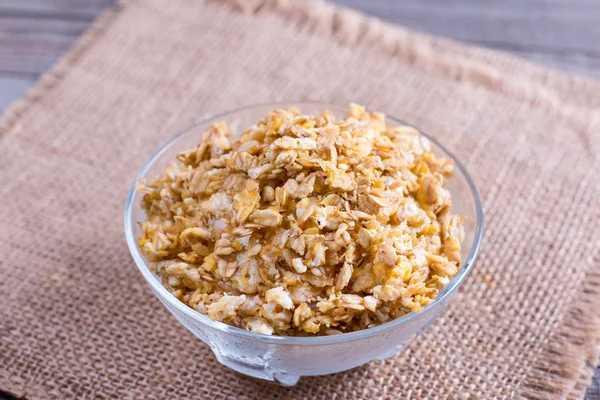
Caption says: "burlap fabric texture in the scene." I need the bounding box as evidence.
[1,0,599,399]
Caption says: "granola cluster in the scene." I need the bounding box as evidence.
[138,104,464,336]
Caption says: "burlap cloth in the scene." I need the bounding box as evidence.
[1,0,599,398]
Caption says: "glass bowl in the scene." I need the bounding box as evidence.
[124,103,483,386]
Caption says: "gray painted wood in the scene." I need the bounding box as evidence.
[0,0,113,17]
[331,0,600,79]
[0,75,33,109]
[0,16,90,76]
[0,0,598,399]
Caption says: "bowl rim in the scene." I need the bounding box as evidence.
[124,102,484,345]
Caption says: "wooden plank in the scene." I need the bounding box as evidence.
[330,0,600,78]
[0,15,90,36]
[330,0,600,50]
[588,365,600,400]
[0,74,35,110]
[0,17,89,75]
[486,47,600,79]
[0,0,114,20]
[330,0,600,52]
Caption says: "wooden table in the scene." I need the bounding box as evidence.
[0,0,598,398]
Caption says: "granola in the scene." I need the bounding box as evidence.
[137,104,465,336]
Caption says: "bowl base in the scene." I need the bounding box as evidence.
[213,350,301,386]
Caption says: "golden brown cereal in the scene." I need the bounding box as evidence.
[137,104,465,336]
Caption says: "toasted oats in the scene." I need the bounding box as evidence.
[334,262,353,290]
[138,104,464,336]
[233,189,260,223]
[339,294,365,311]
[376,244,398,267]
[244,316,274,335]
[265,287,294,309]
[363,295,380,313]
[250,209,282,227]
[292,258,307,274]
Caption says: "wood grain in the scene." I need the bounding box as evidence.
[0,0,598,399]
[331,0,600,79]
[0,0,113,18]
[0,75,34,109]
[0,16,89,76]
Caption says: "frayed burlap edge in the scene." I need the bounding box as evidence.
[0,0,598,399]
[519,259,600,400]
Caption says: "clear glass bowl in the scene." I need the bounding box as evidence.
[124,103,483,386]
